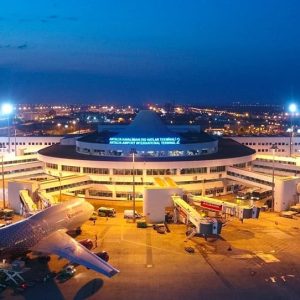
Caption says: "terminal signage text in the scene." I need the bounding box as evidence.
[109,137,180,145]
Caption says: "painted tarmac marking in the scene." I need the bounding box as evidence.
[145,230,153,268]
[254,252,280,263]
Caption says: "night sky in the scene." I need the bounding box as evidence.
[0,0,300,105]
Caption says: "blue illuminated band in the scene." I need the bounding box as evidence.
[109,137,180,145]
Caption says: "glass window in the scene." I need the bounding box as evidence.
[62,165,80,172]
[210,166,225,173]
[180,168,207,175]
[83,167,109,175]
[113,169,143,175]
[89,190,112,197]
[146,169,177,175]
[46,163,58,169]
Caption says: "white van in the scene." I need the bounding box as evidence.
[123,210,142,219]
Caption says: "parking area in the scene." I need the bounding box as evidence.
[1,201,300,299]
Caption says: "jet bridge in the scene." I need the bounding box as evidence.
[190,195,260,221]
[172,196,222,237]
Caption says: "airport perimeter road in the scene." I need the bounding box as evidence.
[2,211,300,300]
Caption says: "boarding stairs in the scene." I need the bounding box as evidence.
[19,190,38,215]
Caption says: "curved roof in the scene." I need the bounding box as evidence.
[38,138,255,162]
[114,110,179,138]
[179,131,216,144]
[77,111,217,145]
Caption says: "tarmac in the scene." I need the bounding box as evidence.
[1,200,300,300]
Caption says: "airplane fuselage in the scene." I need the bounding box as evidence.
[0,198,93,259]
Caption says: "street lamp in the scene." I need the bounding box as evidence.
[270,144,278,212]
[1,103,13,153]
[288,103,297,157]
[130,148,137,223]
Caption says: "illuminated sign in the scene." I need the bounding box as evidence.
[200,201,222,212]
[109,137,180,145]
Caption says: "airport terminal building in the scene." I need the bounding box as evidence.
[37,111,256,201]
[3,110,300,213]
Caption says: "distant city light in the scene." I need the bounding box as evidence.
[1,103,13,115]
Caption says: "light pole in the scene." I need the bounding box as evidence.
[14,115,17,154]
[52,173,62,202]
[270,144,278,212]
[1,103,13,154]
[59,176,62,202]
[1,155,5,208]
[72,120,77,133]
[288,103,297,157]
[7,116,10,153]
[130,148,137,223]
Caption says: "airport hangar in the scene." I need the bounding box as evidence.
[12,110,294,214]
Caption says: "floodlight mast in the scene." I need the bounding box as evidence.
[288,103,297,157]
[1,103,13,153]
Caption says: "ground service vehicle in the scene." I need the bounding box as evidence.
[56,265,76,283]
[0,209,14,220]
[250,189,272,200]
[97,207,116,217]
[236,191,250,200]
[123,210,142,219]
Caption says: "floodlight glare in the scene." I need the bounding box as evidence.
[1,103,13,115]
[289,103,297,113]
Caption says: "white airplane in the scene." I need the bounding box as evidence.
[0,198,119,278]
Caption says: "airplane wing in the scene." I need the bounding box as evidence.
[32,230,119,278]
